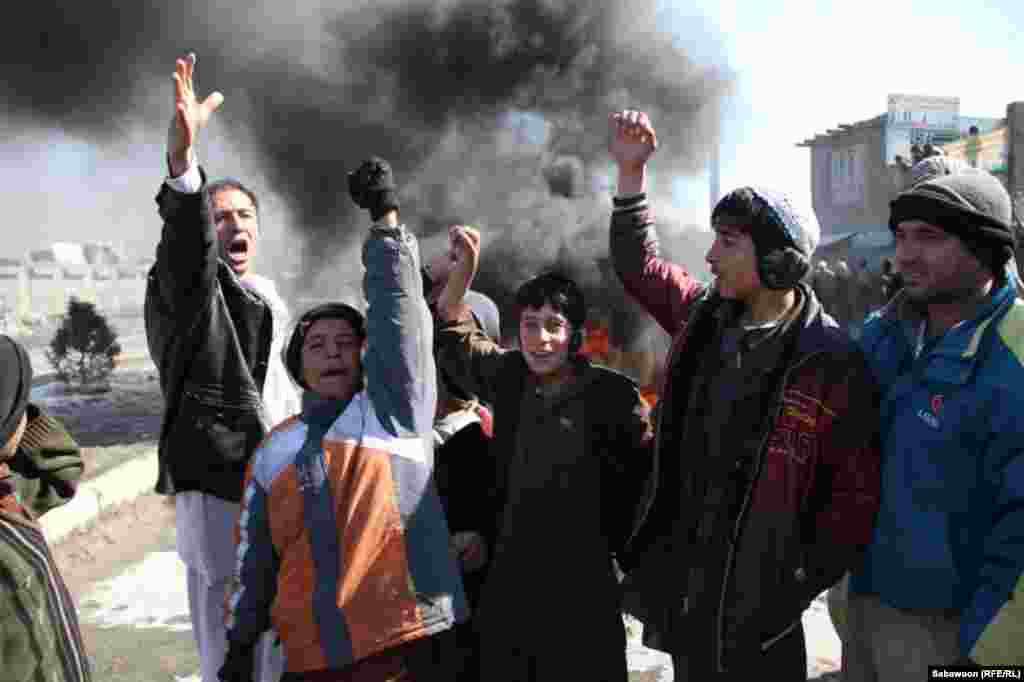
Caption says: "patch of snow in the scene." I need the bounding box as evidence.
[79,551,192,632]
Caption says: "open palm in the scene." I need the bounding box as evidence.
[166,53,224,173]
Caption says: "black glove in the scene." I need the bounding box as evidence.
[217,641,256,682]
[347,156,399,222]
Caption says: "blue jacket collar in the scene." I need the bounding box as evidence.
[880,276,1018,384]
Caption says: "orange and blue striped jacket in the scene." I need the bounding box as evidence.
[226,224,467,673]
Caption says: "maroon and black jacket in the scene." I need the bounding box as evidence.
[611,197,880,676]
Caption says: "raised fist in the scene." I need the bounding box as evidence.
[609,110,658,171]
[347,157,400,221]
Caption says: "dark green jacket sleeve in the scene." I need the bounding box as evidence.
[7,404,83,518]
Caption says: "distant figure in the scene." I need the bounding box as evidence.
[967,125,982,168]
[881,258,903,305]
[906,154,973,190]
[833,260,853,328]
[855,258,876,320]
[812,260,838,319]
[910,143,924,165]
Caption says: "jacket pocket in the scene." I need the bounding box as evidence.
[171,386,265,464]
[760,547,810,650]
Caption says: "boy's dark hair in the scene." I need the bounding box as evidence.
[711,188,772,239]
[515,272,586,332]
[204,178,260,214]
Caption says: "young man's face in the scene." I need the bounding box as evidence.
[706,223,761,302]
[893,219,990,304]
[212,188,259,278]
[301,317,364,400]
[519,304,573,378]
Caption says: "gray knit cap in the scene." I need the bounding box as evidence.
[890,170,1015,271]
[714,186,821,259]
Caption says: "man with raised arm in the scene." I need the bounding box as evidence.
[607,110,881,679]
[144,54,300,682]
[219,158,466,682]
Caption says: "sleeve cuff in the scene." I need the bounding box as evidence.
[613,192,648,212]
[165,161,203,194]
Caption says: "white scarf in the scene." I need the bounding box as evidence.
[240,274,302,429]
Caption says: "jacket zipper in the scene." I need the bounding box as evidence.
[714,350,823,672]
[625,315,694,554]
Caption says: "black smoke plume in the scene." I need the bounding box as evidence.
[1,0,730,362]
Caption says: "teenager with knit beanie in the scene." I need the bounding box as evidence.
[845,168,1024,677]
[607,110,881,680]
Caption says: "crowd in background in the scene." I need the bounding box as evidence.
[809,258,904,336]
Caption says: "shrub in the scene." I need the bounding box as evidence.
[46,298,121,390]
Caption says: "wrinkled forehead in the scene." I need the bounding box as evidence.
[303,317,360,341]
[893,218,950,235]
[211,188,257,213]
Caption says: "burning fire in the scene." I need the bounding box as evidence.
[580,317,660,408]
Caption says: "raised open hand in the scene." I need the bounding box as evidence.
[166,53,224,177]
[609,110,658,171]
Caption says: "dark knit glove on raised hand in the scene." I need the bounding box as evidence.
[217,641,255,682]
[348,156,400,222]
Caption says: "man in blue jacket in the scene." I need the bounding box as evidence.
[846,169,1024,679]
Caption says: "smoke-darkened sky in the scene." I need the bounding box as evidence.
[0,0,730,329]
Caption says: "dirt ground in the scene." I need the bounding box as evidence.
[51,493,175,596]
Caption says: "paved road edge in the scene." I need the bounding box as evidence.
[41,449,158,545]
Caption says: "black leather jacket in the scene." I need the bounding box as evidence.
[145,175,273,502]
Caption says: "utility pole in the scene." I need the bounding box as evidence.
[709,141,721,214]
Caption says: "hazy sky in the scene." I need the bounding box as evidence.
[668,0,1024,218]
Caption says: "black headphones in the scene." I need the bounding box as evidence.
[758,246,811,290]
[284,302,366,389]
[568,328,584,354]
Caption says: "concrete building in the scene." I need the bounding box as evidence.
[798,94,1023,267]
[0,242,151,329]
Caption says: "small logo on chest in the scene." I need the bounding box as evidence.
[917,394,943,429]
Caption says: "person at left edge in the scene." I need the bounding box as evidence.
[0,334,90,681]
